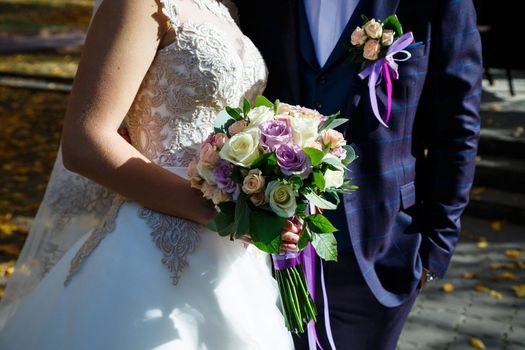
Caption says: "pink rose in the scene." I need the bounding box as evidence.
[242,169,266,194]
[228,120,247,136]
[351,26,367,46]
[249,191,266,206]
[320,129,346,150]
[186,159,200,179]
[304,140,323,151]
[381,29,395,46]
[190,177,203,190]
[212,188,231,205]
[199,143,219,167]
[363,19,383,39]
[213,133,228,149]
[201,182,217,200]
[278,103,326,122]
[363,39,381,60]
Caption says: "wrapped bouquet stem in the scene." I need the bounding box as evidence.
[188,96,358,334]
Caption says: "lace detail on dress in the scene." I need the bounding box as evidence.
[64,196,125,285]
[64,0,267,286]
[139,208,200,285]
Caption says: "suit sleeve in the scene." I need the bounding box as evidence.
[418,0,482,278]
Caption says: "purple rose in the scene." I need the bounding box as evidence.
[275,144,311,179]
[259,119,293,151]
[213,160,239,195]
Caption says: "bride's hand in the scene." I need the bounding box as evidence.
[280,218,302,252]
[190,189,217,226]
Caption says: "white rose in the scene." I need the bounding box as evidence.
[363,19,383,39]
[197,162,217,185]
[246,106,275,129]
[363,39,381,60]
[290,115,321,147]
[381,29,395,46]
[324,169,344,189]
[265,180,297,218]
[219,129,261,167]
[351,26,367,46]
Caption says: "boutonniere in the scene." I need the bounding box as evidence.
[348,15,414,127]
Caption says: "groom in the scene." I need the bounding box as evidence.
[236,0,482,348]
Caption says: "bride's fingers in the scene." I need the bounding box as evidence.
[280,243,298,251]
[281,231,299,244]
[240,235,253,244]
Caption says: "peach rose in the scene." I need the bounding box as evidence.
[304,140,323,151]
[249,191,266,206]
[320,129,346,150]
[228,120,247,136]
[351,26,367,46]
[212,188,231,205]
[201,182,217,200]
[381,29,395,46]
[363,39,381,60]
[213,133,228,149]
[199,143,219,167]
[363,19,382,39]
[242,169,266,194]
[186,159,200,179]
[190,177,203,190]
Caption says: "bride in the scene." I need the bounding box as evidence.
[0,0,297,348]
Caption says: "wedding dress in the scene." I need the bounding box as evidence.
[0,1,293,349]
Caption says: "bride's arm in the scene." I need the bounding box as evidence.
[61,0,216,226]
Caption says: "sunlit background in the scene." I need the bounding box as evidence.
[0,1,523,349]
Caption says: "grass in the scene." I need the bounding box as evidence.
[0,51,81,78]
[0,0,94,33]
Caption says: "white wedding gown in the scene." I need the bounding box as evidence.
[0,1,293,349]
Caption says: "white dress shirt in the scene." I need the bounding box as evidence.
[304,0,359,67]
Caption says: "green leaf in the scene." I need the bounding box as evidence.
[207,202,236,236]
[255,95,274,108]
[274,99,280,115]
[324,188,341,205]
[322,155,347,171]
[324,118,348,131]
[312,170,325,191]
[303,147,325,167]
[287,175,304,191]
[306,214,338,234]
[225,106,243,121]
[296,202,308,213]
[312,233,338,261]
[342,145,357,165]
[361,14,370,24]
[243,98,251,118]
[304,191,337,210]
[250,209,286,254]
[234,193,251,238]
[297,224,313,252]
[383,14,403,38]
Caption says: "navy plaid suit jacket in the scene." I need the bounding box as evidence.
[236,0,482,307]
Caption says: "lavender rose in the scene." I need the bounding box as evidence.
[259,118,293,151]
[213,160,239,196]
[275,144,311,179]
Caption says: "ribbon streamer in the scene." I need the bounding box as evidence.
[358,32,414,127]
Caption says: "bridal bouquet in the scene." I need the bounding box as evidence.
[188,96,357,333]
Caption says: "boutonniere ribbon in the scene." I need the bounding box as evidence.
[348,15,415,127]
[358,32,413,127]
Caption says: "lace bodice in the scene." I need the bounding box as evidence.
[126,0,267,167]
[63,0,267,285]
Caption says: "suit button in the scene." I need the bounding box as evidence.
[319,76,327,84]
[316,102,322,109]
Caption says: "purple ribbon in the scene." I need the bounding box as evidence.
[273,244,336,350]
[358,32,414,128]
